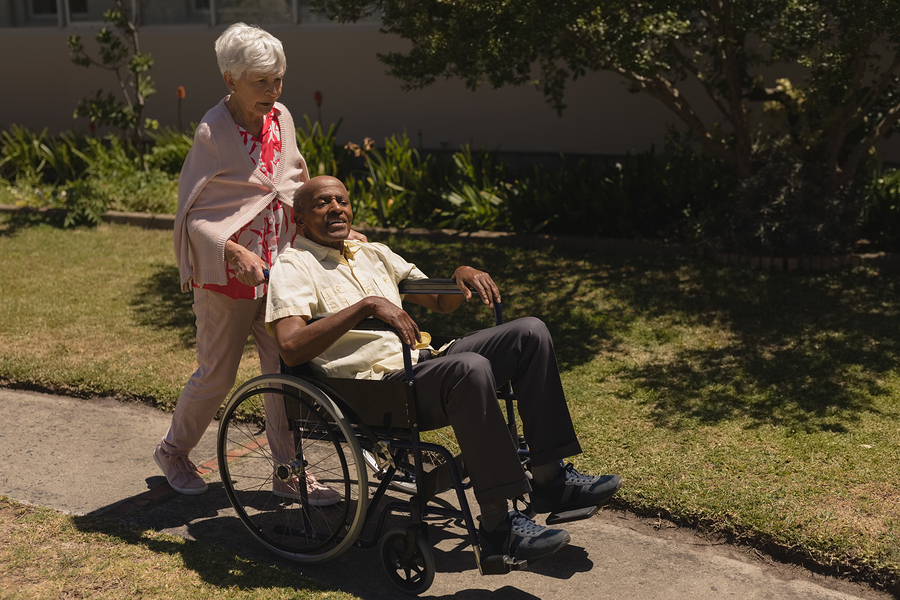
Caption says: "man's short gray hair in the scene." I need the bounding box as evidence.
[215,22,286,80]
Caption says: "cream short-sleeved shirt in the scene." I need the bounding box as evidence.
[266,237,429,379]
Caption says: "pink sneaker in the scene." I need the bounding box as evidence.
[273,472,341,506]
[153,444,208,495]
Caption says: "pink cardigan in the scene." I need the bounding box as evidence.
[174,99,310,292]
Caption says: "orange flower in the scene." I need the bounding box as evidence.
[176,86,186,99]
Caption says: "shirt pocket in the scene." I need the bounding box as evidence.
[371,273,399,301]
[320,285,352,312]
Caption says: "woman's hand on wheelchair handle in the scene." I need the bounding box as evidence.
[225,241,269,287]
[453,266,501,307]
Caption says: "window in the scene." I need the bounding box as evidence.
[30,0,58,15]
[217,0,293,25]
[31,0,93,17]
[0,0,375,27]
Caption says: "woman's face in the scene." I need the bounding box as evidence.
[225,70,283,121]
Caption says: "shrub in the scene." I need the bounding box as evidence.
[145,127,193,175]
[691,135,870,256]
[858,167,900,253]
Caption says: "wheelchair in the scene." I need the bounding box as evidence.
[216,279,598,595]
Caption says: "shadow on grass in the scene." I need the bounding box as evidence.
[113,230,900,436]
[377,234,619,371]
[129,263,197,347]
[379,233,900,434]
[0,210,68,236]
[71,511,341,596]
[601,259,900,433]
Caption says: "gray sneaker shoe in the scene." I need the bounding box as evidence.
[530,463,621,514]
[479,510,570,562]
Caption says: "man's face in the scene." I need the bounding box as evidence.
[297,179,353,250]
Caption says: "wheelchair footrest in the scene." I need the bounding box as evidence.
[545,504,599,525]
[479,553,528,575]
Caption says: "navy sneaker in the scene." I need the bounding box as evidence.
[479,510,571,562]
[530,463,622,514]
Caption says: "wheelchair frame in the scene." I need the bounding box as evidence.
[216,279,529,595]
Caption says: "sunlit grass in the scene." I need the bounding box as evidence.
[0,497,354,600]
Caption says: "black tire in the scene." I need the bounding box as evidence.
[217,374,368,563]
[379,527,436,595]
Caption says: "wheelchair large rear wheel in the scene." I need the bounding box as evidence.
[218,374,368,563]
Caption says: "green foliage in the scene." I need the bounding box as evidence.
[696,136,869,255]
[0,125,177,226]
[67,0,156,143]
[314,0,900,253]
[348,134,435,228]
[858,167,900,252]
[434,147,509,231]
[145,126,194,175]
[296,115,349,177]
[6,119,900,253]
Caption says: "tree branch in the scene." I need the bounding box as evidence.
[710,0,752,178]
[835,99,900,192]
[615,68,737,167]
[671,43,733,126]
[855,47,900,124]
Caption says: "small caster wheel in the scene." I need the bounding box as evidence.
[380,527,435,595]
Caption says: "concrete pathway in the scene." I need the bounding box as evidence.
[0,387,892,600]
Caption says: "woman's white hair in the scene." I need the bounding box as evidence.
[215,22,286,79]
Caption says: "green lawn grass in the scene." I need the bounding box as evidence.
[2,213,899,591]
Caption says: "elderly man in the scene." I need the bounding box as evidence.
[265,176,621,563]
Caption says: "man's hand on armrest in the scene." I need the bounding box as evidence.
[273,297,420,366]
[452,266,501,306]
[405,266,502,314]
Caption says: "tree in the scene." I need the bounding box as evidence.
[67,0,156,145]
[315,0,900,252]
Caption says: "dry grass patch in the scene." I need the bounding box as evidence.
[0,497,354,600]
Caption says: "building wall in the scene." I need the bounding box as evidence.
[0,23,701,157]
[2,23,899,163]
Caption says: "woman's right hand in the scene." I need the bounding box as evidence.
[225,241,269,287]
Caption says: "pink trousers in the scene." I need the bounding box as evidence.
[160,287,292,462]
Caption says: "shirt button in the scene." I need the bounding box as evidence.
[336,286,341,292]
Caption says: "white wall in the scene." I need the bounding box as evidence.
[2,23,899,163]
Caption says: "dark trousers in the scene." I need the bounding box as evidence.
[384,317,582,505]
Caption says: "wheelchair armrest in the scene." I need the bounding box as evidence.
[399,278,503,327]
[399,278,470,296]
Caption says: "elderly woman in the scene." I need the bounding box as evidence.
[155,23,353,504]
